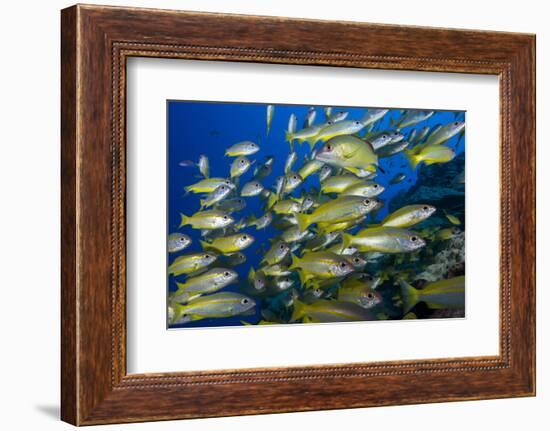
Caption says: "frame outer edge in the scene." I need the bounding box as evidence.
[61,5,79,426]
[60,4,536,424]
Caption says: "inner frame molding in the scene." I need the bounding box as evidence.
[114,44,510,385]
[61,4,534,425]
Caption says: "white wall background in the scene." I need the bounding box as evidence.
[0,0,546,429]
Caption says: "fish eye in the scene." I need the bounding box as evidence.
[205,254,210,259]
[382,134,387,139]
[411,236,418,242]
[241,235,248,241]
[224,271,230,277]
[354,121,360,125]
[373,184,379,188]
[240,159,245,164]
[340,262,348,268]
[241,298,250,305]
[223,215,228,220]
[354,257,360,263]
[293,175,298,180]
[280,244,285,250]
[422,206,429,210]
[363,199,371,206]
[326,145,332,151]
[366,292,374,299]
[454,121,460,126]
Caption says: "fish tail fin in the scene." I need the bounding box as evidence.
[399,279,420,314]
[285,131,293,143]
[267,192,278,209]
[289,253,300,270]
[171,285,190,304]
[169,302,185,324]
[306,138,318,150]
[294,213,311,232]
[290,299,307,322]
[179,213,189,228]
[290,255,309,286]
[340,233,353,252]
[248,267,256,282]
[200,240,212,251]
[404,149,421,170]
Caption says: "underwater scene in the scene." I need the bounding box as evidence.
[167,101,465,329]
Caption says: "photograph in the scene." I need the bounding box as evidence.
[167,101,466,328]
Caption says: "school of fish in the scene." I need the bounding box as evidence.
[168,105,465,326]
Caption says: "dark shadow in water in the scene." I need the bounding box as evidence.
[35,404,59,420]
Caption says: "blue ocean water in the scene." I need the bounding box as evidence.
[167,101,465,329]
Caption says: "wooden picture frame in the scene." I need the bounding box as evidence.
[61,4,536,425]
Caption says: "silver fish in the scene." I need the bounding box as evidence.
[287,114,297,135]
[274,176,287,196]
[225,141,260,157]
[273,275,294,291]
[304,107,316,127]
[216,197,246,213]
[198,155,209,178]
[241,181,264,197]
[341,181,384,198]
[171,292,256,323]
[370,133,393,150]
[394,110,434,129]
[377,140,409,158]
[167,233,192,253]
[424,121,465,146]
[230,156,254,178]
[300,195,315,212]
[360,108,389,126]
[414,126,431,144]
[262,240,290,265]
[319,165,333,182]
[200,184,232,209]
[283,172,303,194]
[284,151,298,174]
[266,105,275,135]
[249,268,267,292]
[253,156,274,180]
[248,212,273,229]
[172,267,238,303]
[328,110,349,123]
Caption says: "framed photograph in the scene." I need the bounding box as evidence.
[61,4,535,425]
